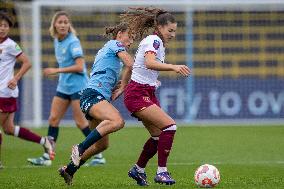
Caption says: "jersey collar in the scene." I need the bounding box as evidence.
[0,37,8,44]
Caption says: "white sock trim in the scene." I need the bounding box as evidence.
[135,164,145,173]
[40,137,45,145]
[163,124,177,131]
[157,166,168,174]
[14,126,20,137]
[151,136,159,140]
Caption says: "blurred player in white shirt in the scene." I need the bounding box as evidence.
[0,12,55,168]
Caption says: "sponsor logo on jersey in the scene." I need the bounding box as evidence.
[72,47,81,52]
[153,40,160,50]
[15,44,22,51]
[116,42,124,47]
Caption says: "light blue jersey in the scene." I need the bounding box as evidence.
[87,40,126,101]
[54,32,88,94]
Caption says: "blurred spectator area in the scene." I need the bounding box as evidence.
[40,9,284,79]
[2,2,284,79]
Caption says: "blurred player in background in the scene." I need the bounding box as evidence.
[0,130,2,169]
[58,22,133,185]
[0,11,55,167]
[121,7,190,186]
[27,11,105,166]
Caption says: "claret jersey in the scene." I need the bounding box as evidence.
[131,35,165,87]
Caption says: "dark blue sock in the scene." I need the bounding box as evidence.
[48,125,59,142]
[66,160,86,176]
[78,128,102,153]
[81,126,91,137]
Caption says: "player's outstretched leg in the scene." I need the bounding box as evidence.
[71,127,103,166]
[128,164,149,186]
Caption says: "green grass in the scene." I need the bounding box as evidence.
[0,126,284,189]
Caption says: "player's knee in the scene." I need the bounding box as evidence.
[109,117,124,132]
[116,117,125,130]
[75,121,88,129]
[48,115,60,125]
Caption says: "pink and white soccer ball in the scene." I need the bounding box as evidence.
[194,164,220,188]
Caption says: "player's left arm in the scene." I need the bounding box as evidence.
[111,51,133,100]
[8,53,31,90]
[117,51,133,87]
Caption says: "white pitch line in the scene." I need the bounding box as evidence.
[1,161,284,169]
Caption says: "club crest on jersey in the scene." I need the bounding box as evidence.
[153,40,160,50]
[116,42,124,47]
[61,48,66,54]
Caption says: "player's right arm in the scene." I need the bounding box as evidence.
[43,57,85,76]
[43,40,85,76]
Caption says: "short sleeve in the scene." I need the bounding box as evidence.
[8,43,22,57]
[70,40,83,59]
[109,40,126,54]
[144,37,161,55]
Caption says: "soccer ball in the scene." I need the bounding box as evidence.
[194,164,220,188]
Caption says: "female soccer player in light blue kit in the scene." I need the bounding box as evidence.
[28,11,105,166]
[58,22,134,185]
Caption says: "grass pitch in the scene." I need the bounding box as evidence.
[0,125,283,189]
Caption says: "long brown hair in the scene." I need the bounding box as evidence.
[120,7,176,41]
[104,22,128,39]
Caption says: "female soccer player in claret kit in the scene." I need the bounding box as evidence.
[27,11,106,167]
[58,22,134,185]
[0,11,55,167]
[121,7,191,186]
